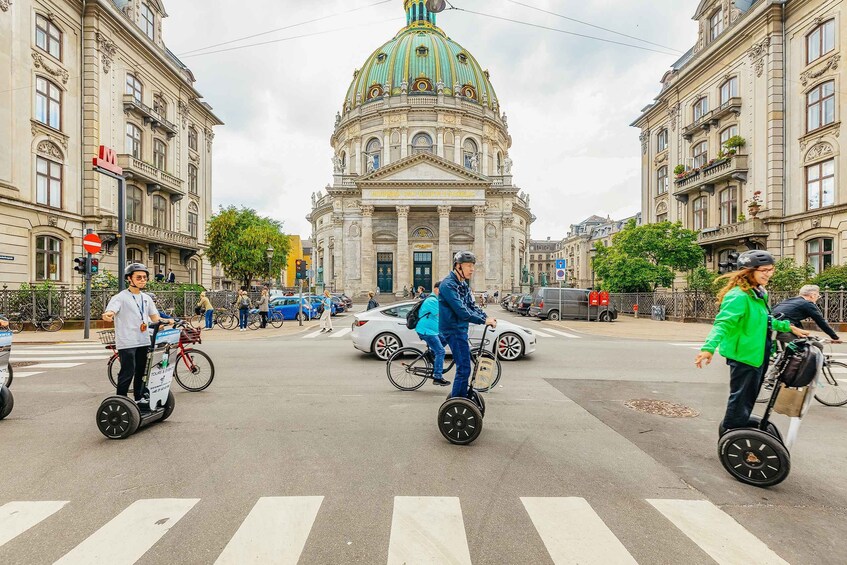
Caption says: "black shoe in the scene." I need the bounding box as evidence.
[326,329,332,333]
[433,378,451,386]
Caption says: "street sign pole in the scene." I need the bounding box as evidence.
[84,229,93,340]
[298,279,304,327]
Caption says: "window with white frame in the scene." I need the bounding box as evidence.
[127,186,143,223]
[719,187,737,225]
[693,97,708,121]
[188,164,198,195]
[657,128,668,152]
[720,125,738,149]
[807,80,835,132]
[693,196,708,230]
[807,238,834,274]
[127,248,143,263]
[657,166,668,195]
[807,19,835,65]
[153,139,167,170]
[35,156,62,208]
[126,123,142,158]
[709,10,723,41]
[188,127,198,151]
[126,74,142,102]
[188,202,198,238]
[152,195,168,229]
[154,251,167,275]
[141,3,155,40]
[720,77,738,105]
[692,140,708,169]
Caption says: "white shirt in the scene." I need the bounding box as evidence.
[105,290,159,350]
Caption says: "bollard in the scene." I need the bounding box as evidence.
[634,303,639,319]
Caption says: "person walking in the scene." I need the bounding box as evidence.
[319,289,333,333]
[417,281,450,386]
[367,291,380,310]
[439,251,496,399]
[234,289,251,332]
[257,288,270,329]
[694,250,808,433]
[197,291,214,330]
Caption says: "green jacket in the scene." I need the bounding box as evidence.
[701,286,791,367]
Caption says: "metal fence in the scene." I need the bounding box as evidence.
[609,290,847,323]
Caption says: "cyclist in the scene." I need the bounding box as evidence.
[102,263,172,407]
[694,250,808,432]
[439,251,496,399]
[772,284,841,345]
[416,281,450,386]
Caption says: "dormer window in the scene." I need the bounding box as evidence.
[416,46,428,57]
[376,52,387,63]
[457,53,468,64]
[709,10,723,41]
[141,3,155,40]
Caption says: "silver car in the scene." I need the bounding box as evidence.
[351,301,537,361]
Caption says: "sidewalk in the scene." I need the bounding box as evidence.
[545,315,714,342]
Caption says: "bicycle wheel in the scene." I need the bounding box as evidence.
[8,316,24,333]
[188,315,204,329]
[107,354,120,388]
[174,348,215,392]
[815,360,847,406]
[2,364,12,388]
[248,312,262,330]
[386,347,429,391]
[218,313,237,330]
[269,313,284,328]
[472,350,501,393]
[40,316,64,332]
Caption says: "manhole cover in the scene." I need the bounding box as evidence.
[11,361,37,368]
[624,399,699,418]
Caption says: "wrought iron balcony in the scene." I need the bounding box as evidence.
[712,96,742,121]
[122,94,178,138]
[698,218,768,245]
[117,154,185,201]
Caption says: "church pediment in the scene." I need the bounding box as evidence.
[357,152,489,186]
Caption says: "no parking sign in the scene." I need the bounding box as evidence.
[555,259,567,281]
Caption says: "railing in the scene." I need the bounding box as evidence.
[122,94,178,137]
[117,154,185,194]
[409,95,437,106]
[698,218,767,244]
[674,170,701,189]
[126,221,198,247]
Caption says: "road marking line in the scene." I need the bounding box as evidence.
[55,498,199,565]
[11,356,109,362]
[670,342,703,347]
[12,350,108,356]
[215,496,323,565]
[330,328,351,338]
[647,499,789,565]
[17,362,84,369]
[303,330,323,339]
[13,344,106,350]
[388,497,472,565]
[521,497,636,564]
[532,330,553,337]
[8,371,42,378]
[0,501,68,548]
[544,329,582,339]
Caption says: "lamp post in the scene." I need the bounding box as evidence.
[589,247,597,290]
[265,245,274,288]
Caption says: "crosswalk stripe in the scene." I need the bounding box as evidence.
[521,497,637,564]
[0,501,68,548]
[670,342,703,347]
[8,371,42,378]
[11,356,108,362]
[17,362,84,369]
[214,496,323,564]
[532,330,553,337]
[12,344,105,350]
[303,330,323,339]
[543,329,582,339]
[54,498,199,565]
[12,350,108,356]
[647,499,788,565]
[330,328,351,338]
[388,497,472,565]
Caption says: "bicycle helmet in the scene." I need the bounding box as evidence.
[124,262,149,278]
[453,251,476,266]
[737,250,775,269]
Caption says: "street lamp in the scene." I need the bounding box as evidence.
[589,247,597,290]
[265,245,274,288]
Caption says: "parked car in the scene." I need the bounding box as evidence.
[330,296,346,314]
[506,294,522,312]
[500,294,513,309]
[268,297,319,321]
[351,301,537,361]
[332,292,353,309]
[528,287,618,322]
[515,294,533,316]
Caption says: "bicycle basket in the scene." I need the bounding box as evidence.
[180,326,202,345]
[98,329,116,345]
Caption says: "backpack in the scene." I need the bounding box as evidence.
[405,299,426,330]
[778,341,822,387]
[240,296,250,308]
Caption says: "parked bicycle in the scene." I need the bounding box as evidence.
[6,304,64,333]
[757,336,847,407]
[189,307,238,330]
[386,336,502,392]
[246,308,284,330]
[102,319,215,392]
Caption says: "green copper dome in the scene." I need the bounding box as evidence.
[343,1,498,111]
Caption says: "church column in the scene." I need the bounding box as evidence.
[396,205,410,294]
[360,205,375,293]
[482,139,490,176]
[351,137,361,175]
[436,128,445,158]
[333,216,344,291]
[453,130,461,164]
[400,128,409,159]
[473,205,487,289]
[514,237,522,290]
[502,215,513,291]
[383,129,391,166]
[437,205,451,277]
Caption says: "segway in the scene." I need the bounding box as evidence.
[718,338,824,487]
[0,330,14,420]
[437,325,497,445]
[96,322,179,439]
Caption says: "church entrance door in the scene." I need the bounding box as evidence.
[413,252,432,292]
[377,253,393,293]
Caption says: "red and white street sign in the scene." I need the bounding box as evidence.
[82,233,102,254]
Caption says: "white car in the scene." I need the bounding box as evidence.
[351,301,537,361]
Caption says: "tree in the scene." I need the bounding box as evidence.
[810,265,847,290]
[687,266,720,293]
[206,206,291,288]
[768,258,814,292]
[592,220,703,292]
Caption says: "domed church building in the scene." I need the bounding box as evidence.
[308,0,533,296]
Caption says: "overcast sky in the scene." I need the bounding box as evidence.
[164,0,699,240]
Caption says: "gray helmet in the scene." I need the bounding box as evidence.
[737,250,775,269]
[124,262,149,278]
[453,251,476,266]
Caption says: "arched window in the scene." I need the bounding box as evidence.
[35,235,62,281]
[127,248,143,263]
[693,96,708,121]
[692,140,708,169]
[807,237,834,274]
[720,125,738,149]
[188,202,199,237]
[35,14,62,60]
[152,195,168,229]
[365,138,381,171]
[463,138,478,170]
[657,166,668,195]
[411,132,433,154]
[656,128,668,152]
[126,74,143,102]
[719,187,737,225]
[188,126,198,151]
[127,185,143,222]
[126,123,142,158]
[719,77,738,105]
[807,80,835,132]
[807,19,835,65]
[35,77,61,130]
[188,164,198,195]
[692,196,708,230]
[806,158,835,210]
[153,139,167,170]
[153,95,167,118]
[35,155,62,208]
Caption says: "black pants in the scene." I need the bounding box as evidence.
[722,341,771,430]
[117,346,149,400]
[260,311,268,328]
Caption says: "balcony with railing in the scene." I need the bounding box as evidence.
[99,217,199,248]
[681,110,716,141]
[122,94,178,138]
[698,218,768,245]
[673,154,748,202]
[117,154,185,199]
[712,96,742,121]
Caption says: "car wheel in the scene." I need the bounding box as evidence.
[599,311,612,322]
[496,332,524,361]
[548,310,560,321]
[372,333,402,360]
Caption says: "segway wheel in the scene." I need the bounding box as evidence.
[718,428,791,487]
[97,396,141,439]
[160,391,176,422]
[438,398,483,445]
[718,416,783,444]
[0,385,14,420]
[468,390,486,418]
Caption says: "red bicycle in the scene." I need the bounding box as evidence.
[101,320,215,392]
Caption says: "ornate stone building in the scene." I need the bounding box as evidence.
[0,0,222,286]
[528,238,558,287]
[308,0,532,296]
[633,0,846,275]
[554,214,642,289]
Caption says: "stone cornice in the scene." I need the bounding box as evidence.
[356,152,491,186]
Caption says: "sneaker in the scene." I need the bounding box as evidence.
[320,329,326,333]
[327,329,332,333]
[433,378,451,386]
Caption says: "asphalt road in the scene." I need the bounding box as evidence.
[1,306,845,564]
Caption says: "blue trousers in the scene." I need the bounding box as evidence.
[419,333,446,380]
[204,309,214,329]
[239,308,249,329]
[723,343,770,429]
[446,333,472,398]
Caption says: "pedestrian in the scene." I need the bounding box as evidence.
[367,291,379,310]
[166,268,176,283]
[417,286,425,299]
[319,289,333,333]
[695,250,808,433]
[197,291,214,330]
[772,284,841,345]
[257,288,269,328]
[101,263,173,406]
[417,281,450,386]
[439,251,497,399]
[234,289,251,331]
[403,285,408,298]
[155,269,165,283]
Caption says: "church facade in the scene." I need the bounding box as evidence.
[308,0,532,297]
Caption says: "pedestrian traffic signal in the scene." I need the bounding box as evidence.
[74,257,86,274]
[90,258,99,274]
[718,251,740,274]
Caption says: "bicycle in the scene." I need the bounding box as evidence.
[247,309,284,330]
[386,335,502,392]
[757,336,847,407]
[6,304,64,333]
[102,320,215,392]
[189,307,239,330]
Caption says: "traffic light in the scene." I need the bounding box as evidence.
[90,258,99,274]
[74,257,86,274]
[299,259,308,279]
[718,251,740,274]
[295,259,304,280]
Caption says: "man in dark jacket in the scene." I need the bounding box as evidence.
[772,285,841,343]
[439,251,496,399]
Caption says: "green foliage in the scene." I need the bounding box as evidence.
[687,266,720,292]
[810,265,847,290]
[594,244,674,292]
[206,206,291,288]
[83,270,120,291]
[723,135,746,149]
[768,258,814,292]
[12,280,61,312]
[673,164,686,175]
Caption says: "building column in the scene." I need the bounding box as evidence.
[481,139,489,176]
[333,217,344,291]
[473,205,487,289]
[360,205,375,293]
[453,130,461,164]
[383,129,391,166]
[436,128,445,158]
[351,137,361,175]
[438,205,451,277]
[400,128,409,159]
[396,205,410,294]
[502,215,513,291]
[514,238,522,290]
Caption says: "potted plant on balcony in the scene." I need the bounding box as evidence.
[745,190,763,218]
[673,164,686,178]
[722,135,746,156]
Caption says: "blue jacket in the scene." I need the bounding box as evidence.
[416,295,440,336]
[438,271,486,337]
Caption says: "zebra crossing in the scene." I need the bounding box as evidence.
[302,327,353,339]
[8,342,111,378]
[0,496,788,564]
